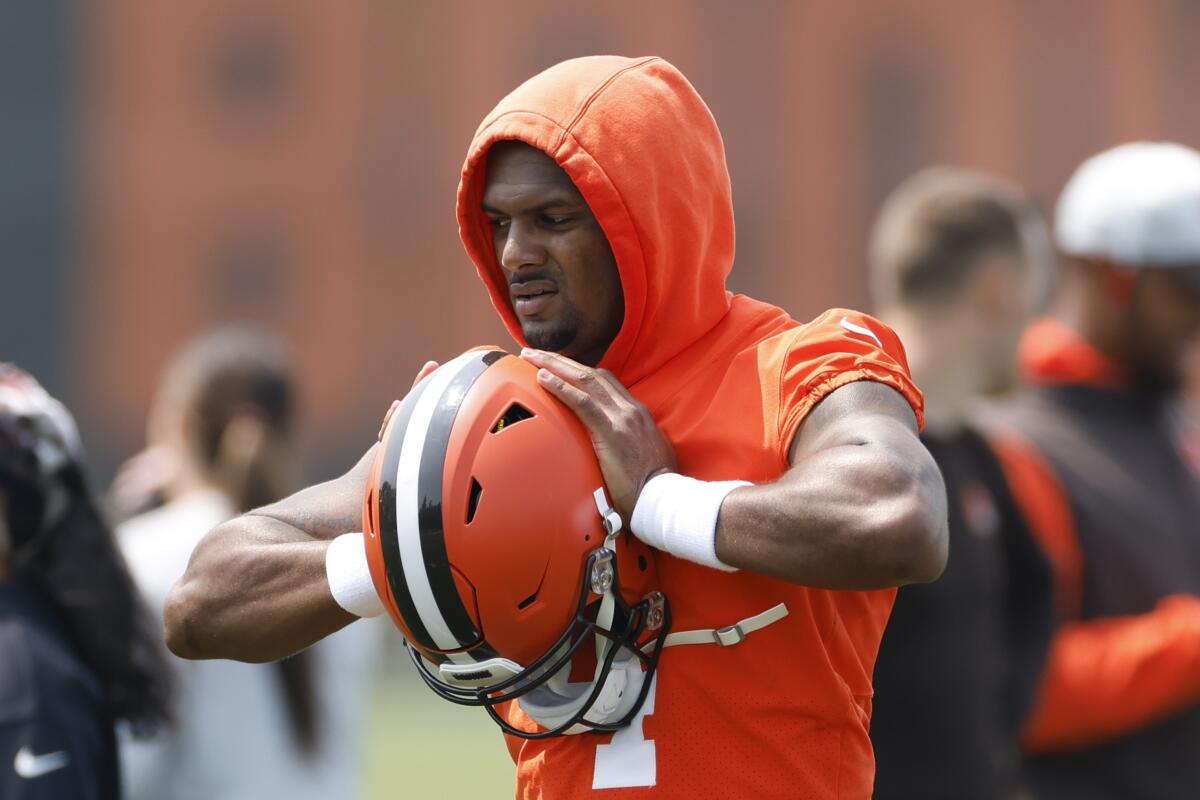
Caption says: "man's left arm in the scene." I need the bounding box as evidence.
[524,349,947,590]
[716,379,947,588]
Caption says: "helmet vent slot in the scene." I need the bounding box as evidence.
[517,590,539,610]
[491,403,534,433]
[466,478,483,524]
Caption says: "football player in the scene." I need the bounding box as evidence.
[164,56,949,798]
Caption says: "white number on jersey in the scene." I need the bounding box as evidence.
[591,675,658,790]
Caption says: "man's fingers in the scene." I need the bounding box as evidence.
[413,360,439,388]
[382,361,440,439]
[591,367,638,403]
[521,348,592,383]
[522,348,626,403]
[378,400,401,442]
[536,368,606,427]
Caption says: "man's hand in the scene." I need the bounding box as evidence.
[378,360,440,441]
[521,348,675,521]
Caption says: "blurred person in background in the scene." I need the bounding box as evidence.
[115,326,383,800]
[1175,339,1200,473]
[990,142,1200,800]
[0,364,170,799]
[867,168,1057,799]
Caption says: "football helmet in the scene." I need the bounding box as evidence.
[362,348,670,738]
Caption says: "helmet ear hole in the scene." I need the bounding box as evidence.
[491,403,534,433]
[466,478,483,524]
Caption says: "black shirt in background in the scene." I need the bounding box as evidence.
[0,574,119,800]
[871,427,1055,800]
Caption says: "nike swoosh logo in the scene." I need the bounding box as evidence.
[840,316,883,348]
[14,746,69,779]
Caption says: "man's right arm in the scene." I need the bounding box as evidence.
[163,445,376,664]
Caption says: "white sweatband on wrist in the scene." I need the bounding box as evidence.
[325,533,385,618]
[630,473,751,572]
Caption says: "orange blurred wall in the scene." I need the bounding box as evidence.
[76,0,1200,473]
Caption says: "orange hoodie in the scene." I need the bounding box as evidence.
[457,56,923,800]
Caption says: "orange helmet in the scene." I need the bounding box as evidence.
[362,348,670,738]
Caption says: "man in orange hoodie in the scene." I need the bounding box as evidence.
[163,56,948,798]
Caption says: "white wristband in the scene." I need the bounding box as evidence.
[325,533,385,618]
[630,473,750,572]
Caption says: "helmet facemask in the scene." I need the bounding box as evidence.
[411,536,671,738]
[364,349,670,739]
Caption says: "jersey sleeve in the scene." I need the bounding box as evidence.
[764,308,924,463]
[993,431,1200,752]
[1020,598,1200,752]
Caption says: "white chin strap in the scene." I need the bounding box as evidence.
[518,491,644,733]
[516,489,791,735]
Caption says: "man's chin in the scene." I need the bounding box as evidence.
[521,323,576,356]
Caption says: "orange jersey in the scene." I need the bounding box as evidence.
[456,56,923,799]
[501,306,920,799]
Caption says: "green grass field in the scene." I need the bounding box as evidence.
[365,664,516,798]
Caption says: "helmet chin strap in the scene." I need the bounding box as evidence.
[517,490,646,733]
[516,487,791,735]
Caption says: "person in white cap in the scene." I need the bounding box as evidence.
[988,142,1200,800]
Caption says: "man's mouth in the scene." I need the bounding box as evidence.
[510,280,559,317]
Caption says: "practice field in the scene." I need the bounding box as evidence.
[366,657,516,797]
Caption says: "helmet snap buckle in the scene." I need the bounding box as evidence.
[590,550,615,595]
[712,623,745,647]
[592,487,622,537]
[644,592,666,631]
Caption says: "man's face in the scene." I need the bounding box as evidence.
[481,141,624,367]
[977,251,1036,395]
[1127,266,1200,390]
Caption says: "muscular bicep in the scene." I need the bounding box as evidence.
[716,379,946,587]
[788,379,921,467]
[164,444,377,661]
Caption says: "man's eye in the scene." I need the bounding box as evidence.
[488,218,510,230]
[543,215,572,226]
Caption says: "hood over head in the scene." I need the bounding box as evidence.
[457,56,735,386]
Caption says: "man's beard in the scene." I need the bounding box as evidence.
[522,303,584,355]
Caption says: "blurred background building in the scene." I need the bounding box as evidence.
[2,1,1199,795]
[2,0,1197,481]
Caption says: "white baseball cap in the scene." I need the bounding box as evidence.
[1056,141,1200,268]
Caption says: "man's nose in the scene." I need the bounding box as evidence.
[499,220,547,273]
